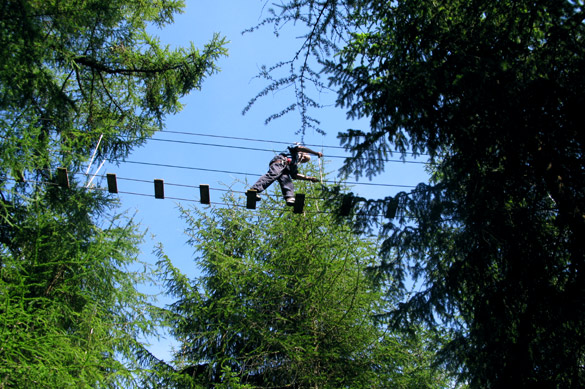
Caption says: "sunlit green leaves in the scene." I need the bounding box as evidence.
[0,0,227,176]
[160,173,452,387]
[0,1,226,387]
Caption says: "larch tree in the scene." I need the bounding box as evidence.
[158,168,454,388]
[0,0,226,387]
[247,0,585,387]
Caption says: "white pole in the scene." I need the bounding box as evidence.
[86,159,105,188]
[86,134,104,175]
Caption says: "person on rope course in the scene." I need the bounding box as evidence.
[249,143,323,206]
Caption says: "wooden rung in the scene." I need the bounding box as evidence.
[154,179,164,199]
[386,197,398,219]
[340,193,353,216]
[200,184,210,205]
[246,189,257,209]
[57,167,69,188]
[106,173,118,194]
[293,193,305,214]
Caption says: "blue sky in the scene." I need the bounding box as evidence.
[91,1,429,362]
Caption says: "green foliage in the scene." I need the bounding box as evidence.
[331,1,585,386]
[159,172,453,388]
[0,0,227,177]
[251,0,585,387]
[0,183,165,387]
[0,0,226,387]
[243,0,352,134]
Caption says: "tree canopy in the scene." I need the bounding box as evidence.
[0,0,226,178]
[159,173,453,388]
[251,0,585,386]
[0,0,226,386]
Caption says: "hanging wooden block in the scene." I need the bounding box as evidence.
[386,196,398,219]
[57,167,70,188]
[340,193,353,216]
[293,193,305,214]
[106,173,118,194]
[200,184,210,205]
[154,179,164,199]
[246,189,257,209]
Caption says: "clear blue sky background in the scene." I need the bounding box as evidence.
[90,1,429,362]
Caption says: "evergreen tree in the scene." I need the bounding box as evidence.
[159,169,453,388]
[249,1,585,386]
[0,0,226,386]
[0,183,153,387]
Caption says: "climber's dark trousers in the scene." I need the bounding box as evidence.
[250,159,294,199]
